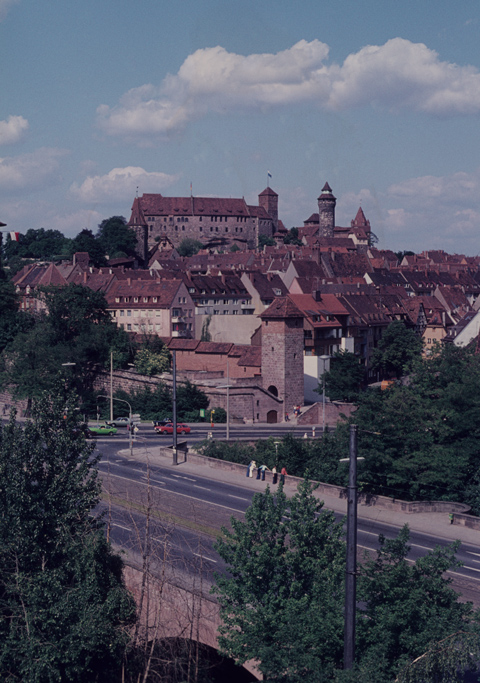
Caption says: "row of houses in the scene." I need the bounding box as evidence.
[12,240,480,403]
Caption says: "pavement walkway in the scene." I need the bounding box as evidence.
[119,440,480,549]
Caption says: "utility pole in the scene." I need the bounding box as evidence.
[344,424,358,669]
[110,351,113,422]
[172,349,177,465]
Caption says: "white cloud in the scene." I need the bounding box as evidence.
[0,115,29,145]
[343,168,480,253]
[0,0,19,22]
[69,166,181,203]
[0,148,68,194]
[97,38,480,141]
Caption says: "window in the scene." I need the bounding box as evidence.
[120,310,124,317]
[127,324,132,330]
[127,310,131,317]
[115,297,120,303]
[134,297,139,303]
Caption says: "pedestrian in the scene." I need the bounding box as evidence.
[285,412,289,422]
[272,465,278,485]
[280,466,287,485]
[256,464,261,480]
[249,460,256,478]
[246,460,253,477]
[259,464,269,481]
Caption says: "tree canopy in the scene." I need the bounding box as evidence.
[96,216,138,258]
[1,284,132,405]
[177,237,204,257]
[320,350,365,402]
[0,389,136,681]
[214,483,478,683]
[213,480,346,682]
[371,320,423,379]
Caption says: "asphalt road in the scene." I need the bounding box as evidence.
[94,421,325,445]
[95,440,480,601]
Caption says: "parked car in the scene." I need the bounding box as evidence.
[87,424,118,436]
[154,423,191,435]
[105,417,138,428]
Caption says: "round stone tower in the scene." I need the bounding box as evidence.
[317,182,336,238]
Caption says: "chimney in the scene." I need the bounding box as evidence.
[127,277,131,285]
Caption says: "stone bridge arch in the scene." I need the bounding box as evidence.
[123,563,260,680]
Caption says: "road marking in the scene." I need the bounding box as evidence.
[99,472,246,514]
[193,485,211,491]
[228,495,249,501]
[193,552,217,563]
[450,567,480,577]
[467,551,480,558]
[112,523,131,531]
[170,474,196,481]
[141,475,166,486]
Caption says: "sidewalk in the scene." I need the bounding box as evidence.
[117,440,480,549]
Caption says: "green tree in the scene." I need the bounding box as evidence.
[354,526,475,682]
[3,228,70,261]
[68,229,107,267]
[0,389,136,682]
[371,321,423,379]
[177,238,204,257]
[258,234,275,249]
[96,216,138,258]
[1,284,132,405]
[213,480,346,682]
[319,350,364,402]
[134,347,171,375]
[283,227,303,246]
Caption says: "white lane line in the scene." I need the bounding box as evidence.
[450,568,480,577]
[112,523,131,531]
[228,495,249,501]
[193,552,217,563]
[170,474,196,481]
[193,485,212,491]
[141,476,166,486]
[99,472,245,514]
[467,551,480,557]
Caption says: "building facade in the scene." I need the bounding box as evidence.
[128,188,278,262]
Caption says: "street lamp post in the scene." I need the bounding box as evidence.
[319,354,330,433]
[339,424,365,670]
[172,349,177,465]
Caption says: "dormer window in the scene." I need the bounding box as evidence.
[153,297,158,303]
[143,297,148,302]
[134,297,139,303]
[115,297,120,303]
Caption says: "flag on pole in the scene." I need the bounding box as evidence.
[267,171,272,178]
[9,231,19,241]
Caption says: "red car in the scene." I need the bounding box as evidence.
[154,423,191,435]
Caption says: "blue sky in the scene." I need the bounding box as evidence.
[2,0,480,254]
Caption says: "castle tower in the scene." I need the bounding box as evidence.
[258,186,278,230]
[317,182,336,238]
[260,297,304,422]
[127,196,148,265]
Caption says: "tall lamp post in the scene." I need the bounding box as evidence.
[339,424,365,670]
[319,354,330,433]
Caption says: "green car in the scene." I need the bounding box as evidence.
[87,424,118,437]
